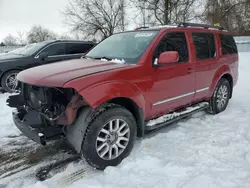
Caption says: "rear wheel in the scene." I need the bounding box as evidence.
[207,78,231,114]
[81,105,137,170]
[1,70,20,93]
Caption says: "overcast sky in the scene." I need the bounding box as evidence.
[0,0,71,42]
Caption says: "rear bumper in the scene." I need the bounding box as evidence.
[13,110,46,145]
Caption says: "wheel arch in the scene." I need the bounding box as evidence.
[67,98,144,155]
[0,69,22,81]
[220,73,233,98]
[78,80,146,117]
[107,97,145,137]
[210,65,233,99]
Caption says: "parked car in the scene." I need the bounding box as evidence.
[7,23,238,170]
[0,40,95,92]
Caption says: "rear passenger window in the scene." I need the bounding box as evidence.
[220,34,238,55]
[66,43,94,54]
[192,33,216,60]
[154,32,189,62]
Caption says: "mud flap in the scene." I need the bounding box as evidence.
[66,107,93,153]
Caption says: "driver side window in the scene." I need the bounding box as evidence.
[42,43,66,57]
[153,32,189,63]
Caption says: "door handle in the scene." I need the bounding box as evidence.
[188,68,195,74]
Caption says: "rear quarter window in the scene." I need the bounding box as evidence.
[219,34,238,55]
[192,32,216,60]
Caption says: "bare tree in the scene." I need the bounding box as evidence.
[3,34,17,46]
[27,25,57,43]
[203,0,250,34]
[63,0,127,40]
[58,34,72,40]
[129,0,158,27]
[130,0,198,26]
[16,30,27,45]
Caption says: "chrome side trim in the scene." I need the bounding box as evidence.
[196,87,209,93]
[153,92,195,106]
[153,87,210,106]
[47,53,85,58]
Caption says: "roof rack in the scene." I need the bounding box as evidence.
[178,22,225,31]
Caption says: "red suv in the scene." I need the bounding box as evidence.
[7,23,238,170]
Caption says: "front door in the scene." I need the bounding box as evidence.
[37,43,67,65]
[148,32,195,119]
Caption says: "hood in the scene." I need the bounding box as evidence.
[17,58,128,87]
[0,53,27,62]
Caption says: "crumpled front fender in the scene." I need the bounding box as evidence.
[78,81,145,112]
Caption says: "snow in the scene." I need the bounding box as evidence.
[100,58,125,64]
[0,93,22,146]
[1,53,250,187]
[153,58,158,65]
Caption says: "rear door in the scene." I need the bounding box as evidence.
[192,32,218,101]
[149,31,195,118]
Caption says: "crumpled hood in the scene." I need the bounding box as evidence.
[17,58,128,87]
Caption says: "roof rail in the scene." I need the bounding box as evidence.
[178,22,225,31]
[135,26,149,30]
[150,25,177,29]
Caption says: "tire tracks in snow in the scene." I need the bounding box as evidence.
[0,138,77,186]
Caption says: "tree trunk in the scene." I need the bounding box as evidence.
[164,0,169,24]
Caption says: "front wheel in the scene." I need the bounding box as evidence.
[81,106,137,170]
[1,70,20,93]
[207,78,231,114]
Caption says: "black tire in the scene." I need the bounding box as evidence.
[207,78,231,114]
[1,70,20,93]
[81,105,137,170]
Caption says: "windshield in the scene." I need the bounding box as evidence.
[12,42,48,56]
[86,30,159,64]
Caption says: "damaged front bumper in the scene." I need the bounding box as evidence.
[12,109,47,145]
[7,94,65,146]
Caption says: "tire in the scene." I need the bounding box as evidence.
[1,70,20,93]
[81,105,137,170]
[207,78,231,114]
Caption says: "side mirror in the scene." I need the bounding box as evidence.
[157,51,179,65]
[38,52,48,60]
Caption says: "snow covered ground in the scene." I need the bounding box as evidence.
[1,53,250,188]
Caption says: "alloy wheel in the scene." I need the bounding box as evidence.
[5,73,19,92]
[216,85,228,110]
[96,118,130,160]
